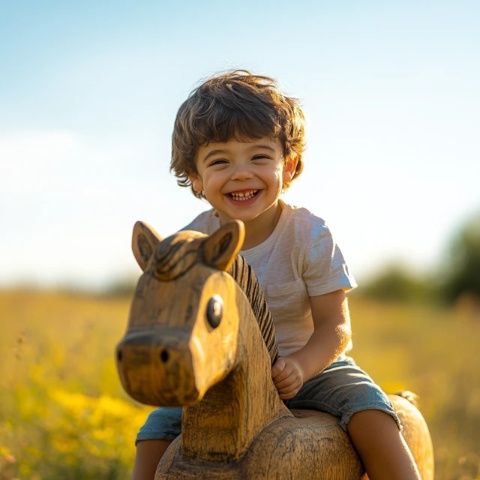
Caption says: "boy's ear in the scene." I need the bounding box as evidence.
[201,220,245,271]
[283,156,298,186]
[189,173,203,195]
[132,221,162,271]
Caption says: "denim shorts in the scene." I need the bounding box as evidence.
[135,356,401,443]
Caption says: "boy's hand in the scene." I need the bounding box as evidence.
[271,357,304,400]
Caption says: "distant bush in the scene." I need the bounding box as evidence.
[101,277,137,298]
[360,263,433,302]
[441,211,480,303]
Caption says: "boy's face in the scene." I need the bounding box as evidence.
[189,137,296,228]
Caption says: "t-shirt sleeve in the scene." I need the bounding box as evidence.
[181,209,218,234]
[302,224,357,296]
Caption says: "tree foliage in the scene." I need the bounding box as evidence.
[361,263,432,302]
[442,212,480,302]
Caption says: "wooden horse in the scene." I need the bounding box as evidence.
[116,220,434,479]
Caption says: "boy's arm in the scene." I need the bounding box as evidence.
[272,289,352,400]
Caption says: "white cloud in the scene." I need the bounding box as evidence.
[0,129,202,288]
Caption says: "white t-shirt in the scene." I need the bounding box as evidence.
[184,201,357,357]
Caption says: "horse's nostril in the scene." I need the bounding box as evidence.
[117,348,123,363]
[160,349,170,363]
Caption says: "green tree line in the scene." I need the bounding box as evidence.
[361,211,480,304]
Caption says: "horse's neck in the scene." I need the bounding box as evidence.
[181,284,290,462]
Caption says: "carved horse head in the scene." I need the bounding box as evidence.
[116,220,246,406]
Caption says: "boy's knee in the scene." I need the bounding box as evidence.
[345,408,401,434]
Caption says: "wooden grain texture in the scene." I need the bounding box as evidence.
[116,220,434,479]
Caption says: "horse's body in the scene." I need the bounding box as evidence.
[117,220,434,479]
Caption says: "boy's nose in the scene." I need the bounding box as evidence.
[230,164,253,180]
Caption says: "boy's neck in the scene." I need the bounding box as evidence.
[219,201,283,250]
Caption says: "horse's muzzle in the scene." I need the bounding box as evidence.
[116,327,201,406]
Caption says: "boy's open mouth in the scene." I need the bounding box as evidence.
[227,189,260,201]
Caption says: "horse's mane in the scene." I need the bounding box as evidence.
[229,255,278,365]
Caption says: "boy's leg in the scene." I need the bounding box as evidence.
[133,407,182,480]
[285,356,420,479]
[348,410,420,480]
[132,440,172,480]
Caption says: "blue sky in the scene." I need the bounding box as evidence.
[1,1,479,288]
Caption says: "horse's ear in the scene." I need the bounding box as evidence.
[132,221,162,271]
[201,220,245,271]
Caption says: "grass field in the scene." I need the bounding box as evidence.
[1,289,479,479]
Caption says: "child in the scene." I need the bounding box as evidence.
[133,70,421,480]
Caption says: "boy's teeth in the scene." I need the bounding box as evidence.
[230,190,257,201]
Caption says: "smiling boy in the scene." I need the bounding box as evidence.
[191,137,295,249]
[133,70,421,480]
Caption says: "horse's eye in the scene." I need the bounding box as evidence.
[206,295,223,328]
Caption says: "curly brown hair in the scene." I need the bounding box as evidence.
[170,70,306,198]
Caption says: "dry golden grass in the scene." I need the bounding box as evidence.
[0,289,479,479]
[350,295,480,479]
[0,289,151,480]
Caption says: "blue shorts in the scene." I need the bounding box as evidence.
[135,356,401,443]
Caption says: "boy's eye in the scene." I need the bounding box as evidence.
[252,155,271,162]
[208,159,228,167]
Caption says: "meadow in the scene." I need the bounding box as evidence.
[0,288,479,479]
